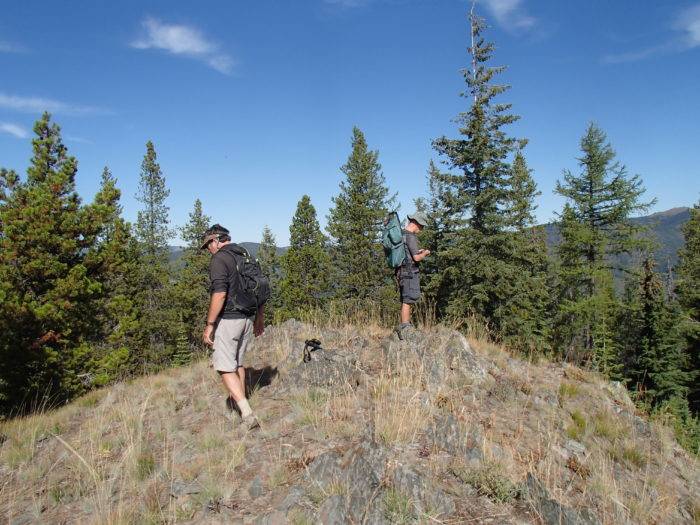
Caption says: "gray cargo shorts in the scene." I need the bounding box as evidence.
[211,318,254,372]
[398,271,421,305]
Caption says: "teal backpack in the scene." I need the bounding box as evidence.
[382,212,406,269]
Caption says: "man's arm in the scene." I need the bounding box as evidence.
[203,291,226,346]
[412,248,431,262]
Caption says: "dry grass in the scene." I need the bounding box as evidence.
[1,317,698,525]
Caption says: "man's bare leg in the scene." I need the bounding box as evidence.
[400,303,411,325]
[237,366,246,397]
[219,371,245,402]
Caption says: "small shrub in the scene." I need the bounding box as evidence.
[452,461,520,503]
[609,443,647,468]
[566,410,587,441]
[592,412,625,441]
[383,488,415,524]
[136,450,156,480]
[558,382,580,402]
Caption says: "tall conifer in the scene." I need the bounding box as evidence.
[172,199,211,364]
[279,196,330,320]
[133,141,175,368]
[258,226,281,322]
[675,201,700,412]
[0,114,111,411]
[327,127,396,302]
[431,11,546,349]
[554,124,654,360]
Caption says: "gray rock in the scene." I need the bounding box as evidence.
[277,485,304,512]
[282,348,361,391]
[307,444,388,523]
[248,476,265,499]
[170,480,201,497]
[525,474,600,525]
[318,494,349,525]
[392,464,456,517]
[253,510,286,525]
[564,439,587,456]
[426,414,484,465]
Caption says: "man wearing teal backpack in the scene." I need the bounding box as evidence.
[396,212,430,339]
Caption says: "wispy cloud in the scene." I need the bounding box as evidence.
[131,17,234,74]
[603,3,700,64]
[0,40,26,53]
[481,0,536,32]
[0,93,111,116]
[323,0,372,8]
[0,122,29,139]
[65,135,93,144]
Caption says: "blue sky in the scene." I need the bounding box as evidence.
[1,0,699,245]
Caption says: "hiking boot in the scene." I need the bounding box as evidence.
[395,323,415,341]
[241,414,261,431]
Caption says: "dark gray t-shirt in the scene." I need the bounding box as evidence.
[403,230,420,273]
[209,244,251,320]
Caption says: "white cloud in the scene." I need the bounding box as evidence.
[481,0,536,32]
[604,2,700,63]
[131,18,234,74]
[0,93,111,116]
[0,122,29,139]
[676,3,700,47]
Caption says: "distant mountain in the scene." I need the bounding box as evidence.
[169,242,287,264]
[543,206,690,273]
[169,208,690,275]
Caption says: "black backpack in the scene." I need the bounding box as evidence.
[222,244,271,316]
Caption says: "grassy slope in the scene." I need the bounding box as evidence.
[1,320,698,524]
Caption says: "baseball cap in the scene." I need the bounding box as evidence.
[200,224,230,249]
[407,211,429,227]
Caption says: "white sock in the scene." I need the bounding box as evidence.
[236,398,253,418]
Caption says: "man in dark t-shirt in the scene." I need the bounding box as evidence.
[397,212,430,339]
[201,224,264,430]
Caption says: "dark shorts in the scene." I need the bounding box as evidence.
[399,272,421,305]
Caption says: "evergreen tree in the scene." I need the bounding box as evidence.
[133,140,175,369]
[500,152,551,352]
[676,201,700,413]
[630,259,689,406]
[417,160,453,313]
[171,199,211,364]
[430,11,546,349]
[258,226,281,322]
[554,123,654,360]
[327,127,396,303]
[279,196,330,320]
[0,113,111,412]
[86,167,141,385]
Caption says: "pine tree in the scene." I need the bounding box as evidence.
[171,199,211,364]
[674,202,700,412]
[500,152,551,352]
[630,259,689,406]
[86,167,141,385]
[554,123,654,360]
[327,127,396,303]
[430,11,546,349]
[0,113,110,412]
[133,140,175,369]
[279,196,330,320]
[258,226,281,322]
[417,160,453,313]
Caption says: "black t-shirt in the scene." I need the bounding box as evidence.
[209,244,251,320]
[403,230,420,273]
